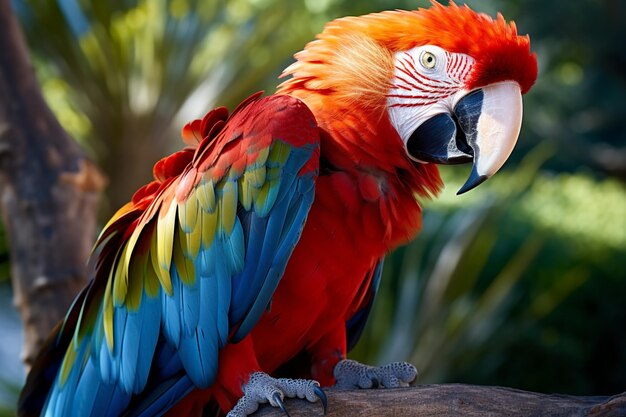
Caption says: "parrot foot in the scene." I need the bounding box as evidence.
[333,359,418,389]
[226,372,328,417]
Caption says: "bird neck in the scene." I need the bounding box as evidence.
[285,89,442,195]
[283,89,443,249]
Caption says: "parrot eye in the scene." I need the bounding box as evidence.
[420,51,437,69]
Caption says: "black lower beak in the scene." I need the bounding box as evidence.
[404,82,523,195]
[405,89,487,194]
[405,112,473,165]
[452,89,488,194]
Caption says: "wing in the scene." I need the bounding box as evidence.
[345,259,384,352]
[20,93,320,417]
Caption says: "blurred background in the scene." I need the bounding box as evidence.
[1,0,625,415]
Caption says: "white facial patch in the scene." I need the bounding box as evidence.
[386,45,475,145]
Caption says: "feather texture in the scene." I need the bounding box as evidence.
[19,4,538,416]
[22,93,320,417]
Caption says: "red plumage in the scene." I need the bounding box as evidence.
[19,3,538,417]
[168,3,537,414]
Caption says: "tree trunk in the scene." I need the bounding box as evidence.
[256,385,626,417]
[0,0,106,368]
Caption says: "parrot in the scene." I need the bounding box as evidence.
[18,2,537,417]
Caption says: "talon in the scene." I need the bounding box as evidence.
[333,359,418,390]
[314,385,328,414]
[233,372,322,416]
[273,392,291,417]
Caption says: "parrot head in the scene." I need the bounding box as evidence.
[279,1,538,194]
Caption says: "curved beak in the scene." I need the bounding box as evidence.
[406,82,523,194]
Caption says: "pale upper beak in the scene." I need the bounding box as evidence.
[405,81,523,194]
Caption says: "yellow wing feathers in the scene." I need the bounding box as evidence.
[99,140,294,351]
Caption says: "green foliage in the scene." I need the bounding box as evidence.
[519,175,626,252]
[16,0,348,212]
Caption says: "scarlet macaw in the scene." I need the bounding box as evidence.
[19,3,537,417]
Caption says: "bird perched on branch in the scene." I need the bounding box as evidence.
[19,2,537,416]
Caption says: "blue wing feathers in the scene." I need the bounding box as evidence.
[99,335,114,384]
[215,258,231,347]
[110,308,126,385]
[134,297,161,392]
[75,361,126,417]
[124,375,194,417]
[254,179,281,217]
[232,187,315,340]
[120,310,140,394]
[75,361,104,416]
[127,341,193,416]
[177,247,221,387]
[161,275,181,348]
[229,213,267,322]
[233,266,281,341]
[28,95,320,417]
[275,190,315,264]
[178,268,200,337]
[45,340,133,417]
[225,218,246,273]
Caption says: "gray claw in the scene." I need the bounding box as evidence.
[313,385,328,414]
[334,359,418,389]
[273,392,291,417]
[227,372,323,417]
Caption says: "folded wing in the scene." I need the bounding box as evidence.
[18,93,320,417]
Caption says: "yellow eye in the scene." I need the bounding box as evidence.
[420,51,437,69]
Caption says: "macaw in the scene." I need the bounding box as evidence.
[19,2,537,417]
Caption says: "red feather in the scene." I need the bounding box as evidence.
[20,3,538,417]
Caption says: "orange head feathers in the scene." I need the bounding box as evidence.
[279,2,537,101]
[279,2,537,195]
[337,2,536,93]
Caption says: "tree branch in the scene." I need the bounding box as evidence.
[0,0,106,368]
[256,385,626,417]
